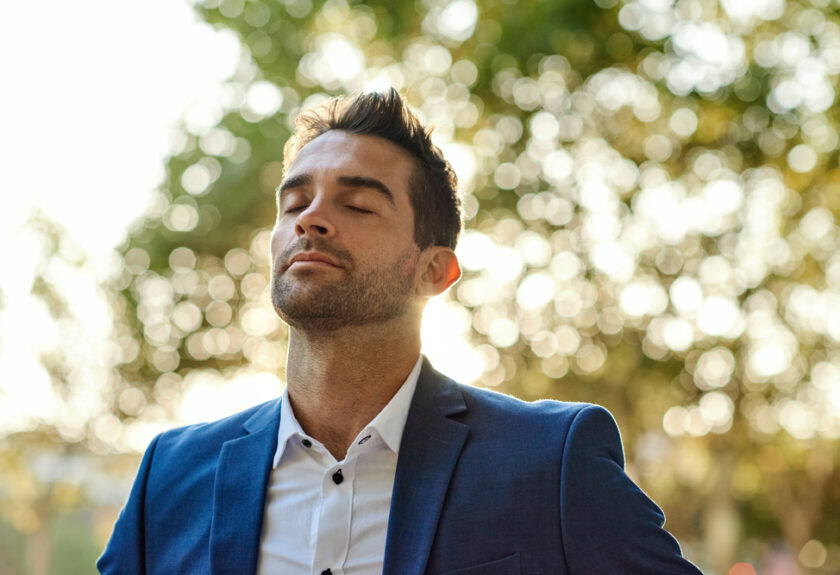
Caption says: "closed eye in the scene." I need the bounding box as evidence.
[347,205,374,214]
[284,205,307,214]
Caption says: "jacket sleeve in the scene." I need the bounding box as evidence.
[96,433,162,575]
[559,405,704,574]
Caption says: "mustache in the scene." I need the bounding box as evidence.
[278,237,353,269]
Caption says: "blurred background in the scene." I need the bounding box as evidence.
[1,0,839,573]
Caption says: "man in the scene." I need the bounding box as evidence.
[98,90,703,574]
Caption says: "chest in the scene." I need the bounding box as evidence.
[257,441,399,574]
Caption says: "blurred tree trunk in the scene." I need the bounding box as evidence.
[703,448,739,574]
[771,444,832,559]
[26,495,50,575]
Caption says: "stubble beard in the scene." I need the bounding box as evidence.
[271,238,418,331]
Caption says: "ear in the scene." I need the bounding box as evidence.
[416,246,461,297]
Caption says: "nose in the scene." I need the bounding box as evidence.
[294,199,335,238]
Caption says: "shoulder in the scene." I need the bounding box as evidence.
[455,379,613,433]
[458,382,599,418]
[153,398,281,457]
[135,398,281,505]
[419,359,615,437]
[425,374,619,465]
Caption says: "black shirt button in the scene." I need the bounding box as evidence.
[302,438,312,448]
[332,469,343,485]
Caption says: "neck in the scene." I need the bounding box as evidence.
[283,314,422,460]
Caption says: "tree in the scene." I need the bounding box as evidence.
[111,0,840,571]
[0,213,142,574]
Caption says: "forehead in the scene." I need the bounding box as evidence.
[286,130,415,197]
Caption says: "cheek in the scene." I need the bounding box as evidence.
[269,225,291,259]
[400,247,421,278]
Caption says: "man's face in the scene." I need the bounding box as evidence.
[270,130,421,330]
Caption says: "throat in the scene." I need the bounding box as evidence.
[284,349,421,461]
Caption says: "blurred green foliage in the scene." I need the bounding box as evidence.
[5,0,840,573]
[0,509,102,575]
[114,0,840,572]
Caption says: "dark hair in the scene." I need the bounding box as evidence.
[284,89,461,250]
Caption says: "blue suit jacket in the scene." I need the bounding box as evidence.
[98,360,703,574]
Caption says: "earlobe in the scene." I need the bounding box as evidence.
[418,247,461,297]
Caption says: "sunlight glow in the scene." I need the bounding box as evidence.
[0,0,241,444]
[516,273,556,310]
[695,348,736,390]
[299,34,365,88]
[456,231,496,271]
[670,276,703,314]
[178,370,281,424]
[620,280,668,318]
[421,298,484,384]
[245,80,284,119]
[435,0,478,42]
[697,296,744,338]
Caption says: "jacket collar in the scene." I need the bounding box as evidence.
[210,398,281,575]
[207,358,468,575]
[383,358,468,575]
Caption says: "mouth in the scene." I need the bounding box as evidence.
[287,251,343,269]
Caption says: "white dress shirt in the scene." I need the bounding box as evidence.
[256,357,423,575]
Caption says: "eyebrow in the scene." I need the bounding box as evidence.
[337,176,395,206]
[277,173,312,201]
[276,174,396,206]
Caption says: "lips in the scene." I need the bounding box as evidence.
[287,251,342,269]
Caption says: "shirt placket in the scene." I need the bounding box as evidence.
[311,453,357,575]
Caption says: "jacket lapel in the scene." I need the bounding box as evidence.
[209,399,281,575]
[383,360,468,575]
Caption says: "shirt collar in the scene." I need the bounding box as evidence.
[273,385,309,468]
[364,355,422,455]
[272,356,423,468]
